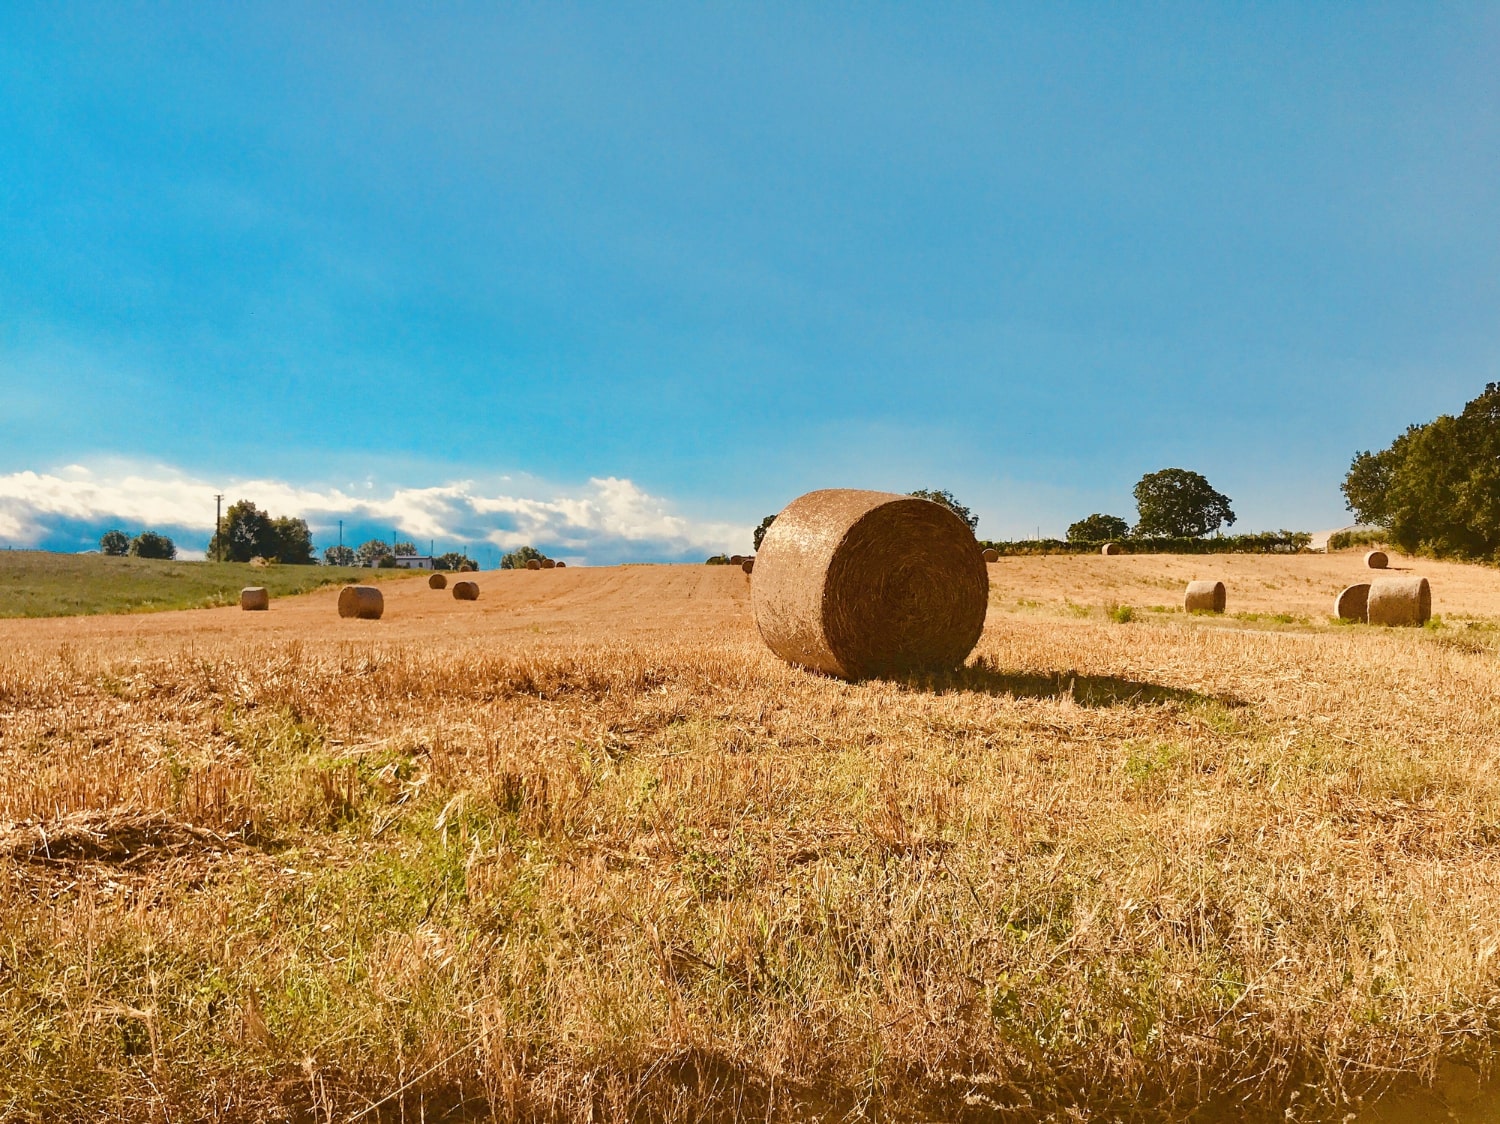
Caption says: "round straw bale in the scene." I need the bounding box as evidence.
[541,558,556,569]
[459,563,476,572]
[729,555,745,565]
[1101,542,1121,556]
[337,585,384,620]
[1184,580,1226,614]
[1365,550,1389,569]
[1367,576,1430,627]
[556,561,567,568]
[428,572,448,589]
[1334,583,1370,621]
[742,558,754,574]
[750,489,989,679]
[981,547,999,563]
[525,558,541,571]
[239,586,269,611]
[452,580,480,601]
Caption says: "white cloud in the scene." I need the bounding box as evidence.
[0,461,747,563]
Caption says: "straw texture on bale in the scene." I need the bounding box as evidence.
[750,489,989,680]
[525,559,541,571]
[742,558,754,574]
[1101,542,1121,556]
[239,586,269,611]
[1334,583,1370,622]
[981,548,999,563]
[1367,576,1431,627]
[1365,550,1389,569]
[1184,580,1227,614]
[452,580,480,601]
[337,586,384,620]
[541,558,556,569]
[428,572,448,589]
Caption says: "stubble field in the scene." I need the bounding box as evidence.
[2,552,1500,1122]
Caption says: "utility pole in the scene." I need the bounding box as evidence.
[338,520,343,548]
[214,494,223,562]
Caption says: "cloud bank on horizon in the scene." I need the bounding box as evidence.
[0,463,747,564]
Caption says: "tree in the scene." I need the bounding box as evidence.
[129,531,176,560]
[1132,469,1235,538]
[753,515,777,552]
[356,538,392,566]
[1066,513,1130,543]
[209,500,275,562]
[1342,383,1500,558]
[392,541,417,557]
[99,529,129,556]
[272,517,315,565]
[435,551,472,571]
[908,489,979,532]
[501,545,545,569]
[323,544,356,567]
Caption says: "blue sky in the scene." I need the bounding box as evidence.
[2,4,1497,562]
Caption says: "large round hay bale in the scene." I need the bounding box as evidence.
[541,558,556,569]
[729,555,746,565]
[525,558,541,571]
[337,585,384,620]
[742,558,754,574]
[1184,580,1226,613]
[452,580,480,601]
[428,572,448,589]
[555,561,567,568]
[750,489,989,679]
[1334,583,1370,621]
[981,547,999,563]
[1367,576,1430,627]
[239,586,269,611]
[1365,550,1389,569]
[459,562,476,572]
[1101,542,1121,556]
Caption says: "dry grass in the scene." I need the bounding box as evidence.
[2,559,1500,1120]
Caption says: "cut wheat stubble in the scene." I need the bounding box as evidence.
[750,488,989,679]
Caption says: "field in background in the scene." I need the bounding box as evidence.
[3,556,1500,1121]
[0,551,415,618]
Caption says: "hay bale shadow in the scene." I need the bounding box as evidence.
[882,658,1243,709]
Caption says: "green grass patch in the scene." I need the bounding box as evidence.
[0,551,413,618]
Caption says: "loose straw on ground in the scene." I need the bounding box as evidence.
[750,488,989,679]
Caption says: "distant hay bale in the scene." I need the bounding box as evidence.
[729,555,746,565]
[1367,576,1431,627]
[556,561,567,568]
[428,572,448,589]
[1101,542,1121,556]
[337,585,384,620]
[1334,583,1371,621]
[1184,580,1226,613]
[750,488,989,679]
[525,559,541,571]
[742,558,754,574]
[1365,550,1389,569]
[541,558,556,569]
[982,548,999,563]
[239,586,269,611]
[452,580,480,601]
[459,563,476,572]
[248,556,269,569]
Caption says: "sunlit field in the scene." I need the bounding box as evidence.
[3,553,1499,1121]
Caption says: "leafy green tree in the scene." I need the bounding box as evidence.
[377,554,398,568]
[323,544,356,567]
[272,517,315,565]
[209,500,275,562]
[356,538,391,566]
[1066,513,1130,543]
[392,541,417,557]
[129,531,176,560]
[1342,383,1500,558]
[99,529,129,556]
[501,545,545,569]
[753,515,777,552]
[1132,469,1235,538]
[908,489,979,532]
[435,551,472,571]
